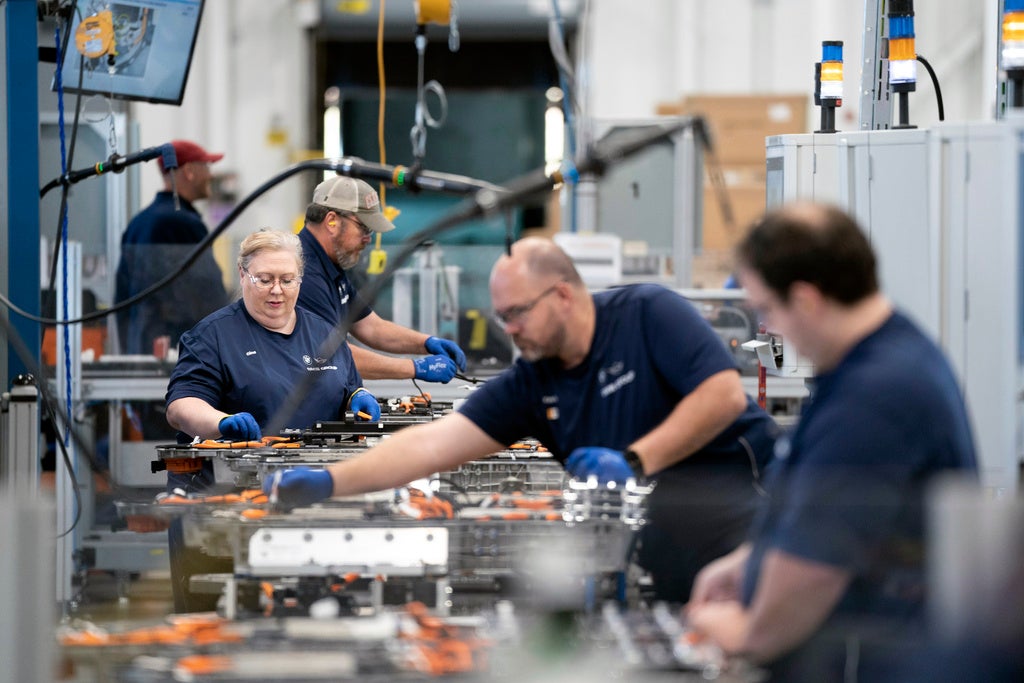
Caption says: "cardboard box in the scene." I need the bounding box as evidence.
[704,163,770,252]
[658,94,808,166]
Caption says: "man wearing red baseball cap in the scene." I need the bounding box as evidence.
[116,139,228,357]
[156,139,225,170]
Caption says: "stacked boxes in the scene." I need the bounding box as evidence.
[657,94,808,286]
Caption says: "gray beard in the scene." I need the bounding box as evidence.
[334,245,361,270]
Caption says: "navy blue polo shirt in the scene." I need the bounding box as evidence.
[459,284,777,487]
[741,312,978,620]
[115,191,227,354]
[296,227,372,325]
[459,284,778,602]
[166,300,362,434]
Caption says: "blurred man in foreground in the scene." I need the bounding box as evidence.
[687,203,978,681]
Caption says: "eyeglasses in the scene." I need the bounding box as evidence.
[244,268,302,290]
[340,213,372,238]
[492,284,561,327]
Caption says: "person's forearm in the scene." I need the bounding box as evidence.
[325,413,502,496]
[738,551,851,663]
[351,314,429,355]
[630,370,748,475]
[166,397,229,440]
[350,344,415,380]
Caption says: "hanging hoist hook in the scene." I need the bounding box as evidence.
[410,0,457,163]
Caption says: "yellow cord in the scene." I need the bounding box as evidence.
[374,0,387,256]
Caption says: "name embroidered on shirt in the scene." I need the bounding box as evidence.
[600,369,636,397]
[302,353,336,371]
[246,350,257,356]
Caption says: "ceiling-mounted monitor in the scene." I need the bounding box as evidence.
[54,0,205,106]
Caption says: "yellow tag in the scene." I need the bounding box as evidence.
[465,310,487,350]
[366,205,397,275]
[367,249,387,274]
[335,0,371,15]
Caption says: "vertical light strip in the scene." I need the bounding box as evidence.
[819,41,844,101]
[887,0,917,89]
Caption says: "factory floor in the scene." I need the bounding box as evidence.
[68,569,176,625]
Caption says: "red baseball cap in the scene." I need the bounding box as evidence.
[158,139,224,170]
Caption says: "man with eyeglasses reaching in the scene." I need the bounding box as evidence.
[296,176,466,384]
[267,236,778,604]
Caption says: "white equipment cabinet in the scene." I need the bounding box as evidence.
[766,123,1023,494]
[767,129,938,340]
[929,121,1023,494]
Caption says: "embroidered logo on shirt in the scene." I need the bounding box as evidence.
[546,406,560,421]
[246,350,257,357]
[598,361,625,385]
[337,284,350,305]
[600,369,636,398]
[303,352,337,372]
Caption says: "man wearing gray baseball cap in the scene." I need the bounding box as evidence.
[297,176,466,383]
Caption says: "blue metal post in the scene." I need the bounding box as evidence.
[4,0,41,381]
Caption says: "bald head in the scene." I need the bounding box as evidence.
[490,237,584,290]
[488,238,594,365]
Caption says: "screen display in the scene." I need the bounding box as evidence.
[56,0,205,105]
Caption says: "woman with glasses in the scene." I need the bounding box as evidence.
[163,228,378,611]
[167,228,377,441]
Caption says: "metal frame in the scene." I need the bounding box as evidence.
[55,241,84,606]
[3,0,41,387]
[860,0,893,130]
[1,379,40,494]
[584,117,704,288]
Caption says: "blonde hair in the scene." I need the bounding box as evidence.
[237,229,304,276]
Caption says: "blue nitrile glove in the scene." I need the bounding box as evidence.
[424,336,467,372]
[350,389,381,422]
[264,468,334,507]
[564,447,633,485]
[218,412,261,441]
[413,354,457,383]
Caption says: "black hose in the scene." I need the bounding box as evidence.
[916,54,944,122]
[265,120,697,433]
[3,157,501,326]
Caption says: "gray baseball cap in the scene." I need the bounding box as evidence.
[312,176,396,233]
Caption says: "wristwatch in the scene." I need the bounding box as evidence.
[623,448,645,479]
